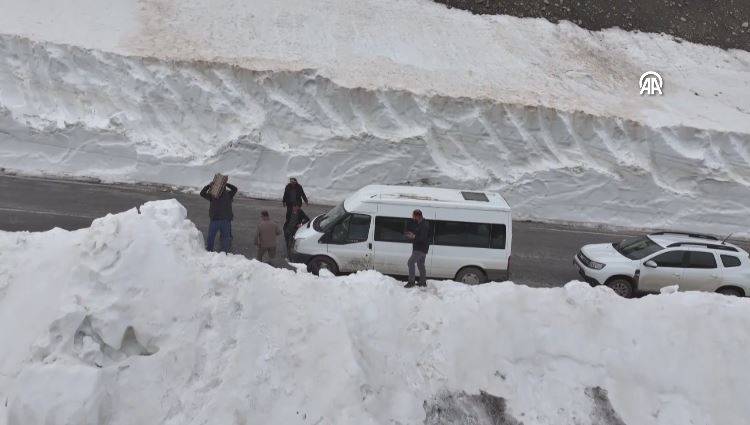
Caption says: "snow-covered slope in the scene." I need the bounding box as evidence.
[1,0,749,232]
[1,200,749,425]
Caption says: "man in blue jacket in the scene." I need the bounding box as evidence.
[200,179,238,253]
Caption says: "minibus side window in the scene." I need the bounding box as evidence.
[348,214,371,242]
[374,217,410,243]
[329,214,371,244]
[490,224,506,249]
[434,221,490,248]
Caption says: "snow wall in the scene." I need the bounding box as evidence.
[1,31,750,233]
[0,199,749,425]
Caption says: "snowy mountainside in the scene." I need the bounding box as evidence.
[1,200,749,425]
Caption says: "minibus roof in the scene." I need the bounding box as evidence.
[344,185,511,212]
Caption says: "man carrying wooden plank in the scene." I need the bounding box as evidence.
[200,174,238,253]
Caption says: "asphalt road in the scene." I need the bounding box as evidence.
[0,174,645,287]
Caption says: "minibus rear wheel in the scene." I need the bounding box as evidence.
[308,256,339,276]
[456,267,487,285]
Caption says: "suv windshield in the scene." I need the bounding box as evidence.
[613,236,663,260]
[313,202,347,232]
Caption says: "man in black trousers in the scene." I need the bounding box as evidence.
[405,209,430,288]
[284,203,310,257]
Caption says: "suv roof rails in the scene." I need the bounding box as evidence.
[667,242,738,252]
[651,231,719,241]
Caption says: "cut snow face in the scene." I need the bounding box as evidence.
[1,33,749,234]
[0,0,750,233]
[0,0,748,132]
[1,200,749,425]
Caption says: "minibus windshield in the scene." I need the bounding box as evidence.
[313,202,347,232]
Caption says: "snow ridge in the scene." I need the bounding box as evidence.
[2,34,750,233]
[1,200,749,424]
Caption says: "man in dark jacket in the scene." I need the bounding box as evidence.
[284,204,310,257]
[200,179,238,253]
[405,209,430,288]
[282,178,308,225]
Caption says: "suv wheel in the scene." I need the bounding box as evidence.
[717,287,743,297]
[606,278,634,298]
[456,267,487,285]
[308,256,339,276]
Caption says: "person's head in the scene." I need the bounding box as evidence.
[289,177,298,185]
[412,209,423,222]
[261,210,269,220]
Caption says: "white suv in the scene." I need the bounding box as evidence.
[574,232,750,298]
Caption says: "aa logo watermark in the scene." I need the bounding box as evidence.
[639,71,663,96]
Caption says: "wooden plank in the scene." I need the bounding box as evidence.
[208,173,228,198]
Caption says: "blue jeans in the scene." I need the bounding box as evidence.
[207,219,232,253]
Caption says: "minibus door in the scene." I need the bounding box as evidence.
[372,237,413,276]
[372,209,434,278]
[324,213,374,272]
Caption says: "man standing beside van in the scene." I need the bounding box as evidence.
[284,204,310,257]
[405,209,430,288]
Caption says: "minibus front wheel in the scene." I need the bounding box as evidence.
[308,256,339,276]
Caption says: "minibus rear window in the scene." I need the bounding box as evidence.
[491,224,506,249]
[435,221,490,248]
[433,221,505,249]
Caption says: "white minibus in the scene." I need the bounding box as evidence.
[290,185,512,284]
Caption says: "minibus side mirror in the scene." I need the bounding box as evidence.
[644,260,657,268]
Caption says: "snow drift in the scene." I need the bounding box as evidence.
[1,0,750,233]
[1,200,749,425]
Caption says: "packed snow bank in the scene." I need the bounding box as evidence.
[1,0,750,233]
[1,200,749,425]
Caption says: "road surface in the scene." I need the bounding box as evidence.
[0,174,647,286]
